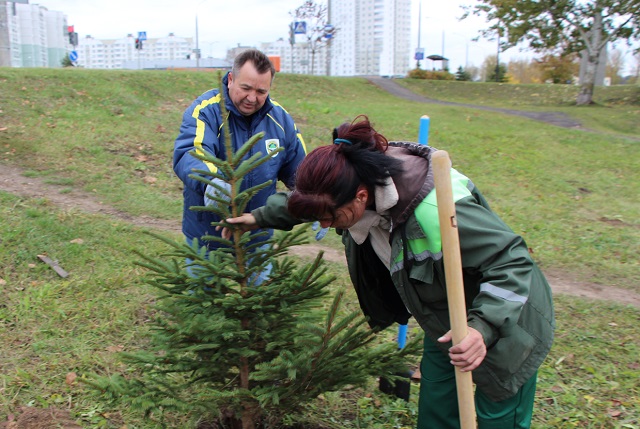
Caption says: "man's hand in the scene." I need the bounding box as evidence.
[204,178,231,208]
[311,221,329,241]
[216,213,259,240]
[437,327,486,372]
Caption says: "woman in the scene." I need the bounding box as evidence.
[222,115,555,429]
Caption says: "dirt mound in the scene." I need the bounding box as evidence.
[0,408,81,429]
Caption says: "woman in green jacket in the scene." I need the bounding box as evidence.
[222,115,555,429]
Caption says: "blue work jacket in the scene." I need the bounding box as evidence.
[173,72,306,250]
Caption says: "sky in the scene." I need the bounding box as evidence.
[35,0,636,74]
[35,0,528,72]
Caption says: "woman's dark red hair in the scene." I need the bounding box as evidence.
[287,115,403,222]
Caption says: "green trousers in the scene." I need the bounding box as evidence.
[417,337,537,429]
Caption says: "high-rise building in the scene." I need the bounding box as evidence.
[1,1,69,68]
[328,0,411,76]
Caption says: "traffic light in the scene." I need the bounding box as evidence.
[68,31,78,46]
[135,39,142,50]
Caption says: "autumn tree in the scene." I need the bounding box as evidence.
[465,64,481,81]
[464,0,640,104]
[535,53,580,84]
[507,58,542,84]
[482,54,509,82]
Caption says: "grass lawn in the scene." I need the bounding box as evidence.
[0,69,638,428]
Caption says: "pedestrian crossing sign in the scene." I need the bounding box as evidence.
[293,21,307,34]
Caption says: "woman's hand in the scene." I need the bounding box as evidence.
[437,327,487,372]
[216,213,259,239]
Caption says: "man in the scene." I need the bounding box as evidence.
[173,49,306,258]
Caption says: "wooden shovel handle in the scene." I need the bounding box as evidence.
[432,150,477,429]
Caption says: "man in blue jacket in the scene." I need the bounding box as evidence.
[173,49,306,270]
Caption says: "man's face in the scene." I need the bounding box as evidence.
[227,61,272,116]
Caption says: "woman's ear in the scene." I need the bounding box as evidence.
[355,186,369,204]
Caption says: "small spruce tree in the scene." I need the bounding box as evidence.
[84,78,421,428]
[488,63,509,83]
[455,66,472,81]
[61,53,74,67]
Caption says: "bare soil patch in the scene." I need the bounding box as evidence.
[1,163,638,308]
[0,407,82,429]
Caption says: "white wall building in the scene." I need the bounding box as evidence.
[1,1,68,67]
[260,38,328,75]
[329,0,411,76]
[76,33,193,69]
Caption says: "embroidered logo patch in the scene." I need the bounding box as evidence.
[265,139,280,157]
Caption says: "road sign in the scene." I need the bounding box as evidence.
[414,48,424,61]
[69,51,78,62]
[324,24,335,39]
[138,31,147,41]
[293,21,307,34]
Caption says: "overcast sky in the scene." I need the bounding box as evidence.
[36,0,637,73]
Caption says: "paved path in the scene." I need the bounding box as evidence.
[366,77,587,130]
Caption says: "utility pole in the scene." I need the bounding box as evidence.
[289,22,295,74]
[195,0,208,70]
[416,1,422,69]
[195,13,200,69]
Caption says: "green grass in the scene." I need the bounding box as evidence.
[1,69,639,428]
[396,78,640,136]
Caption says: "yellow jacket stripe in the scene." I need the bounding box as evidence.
[191,93,221,173]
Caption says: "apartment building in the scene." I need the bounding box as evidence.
[329,0,411,76]
[1,0,411,76]
[76,33,193,69]
[0,1,68,67]
[259,38,328,75]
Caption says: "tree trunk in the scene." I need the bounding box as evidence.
[239,315,258,429]
[576,10,604,106]
[577,54,597,105]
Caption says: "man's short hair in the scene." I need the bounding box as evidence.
[232,49,275,79]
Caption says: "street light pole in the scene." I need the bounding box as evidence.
[416,0,422,68]
[195,0,208,69]
[495,33,500,82]
[466,42,469,69]
[196,13,200,68]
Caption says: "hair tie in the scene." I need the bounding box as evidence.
[334,138,353,145]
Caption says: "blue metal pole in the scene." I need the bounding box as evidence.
[418,115,430,146]
[397,323,408,349]
[397,115,431,350]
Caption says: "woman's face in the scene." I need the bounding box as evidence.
[317,187,369,229]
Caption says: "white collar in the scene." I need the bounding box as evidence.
[348,177,398,244]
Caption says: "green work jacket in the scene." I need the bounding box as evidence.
[254,142,555,402]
